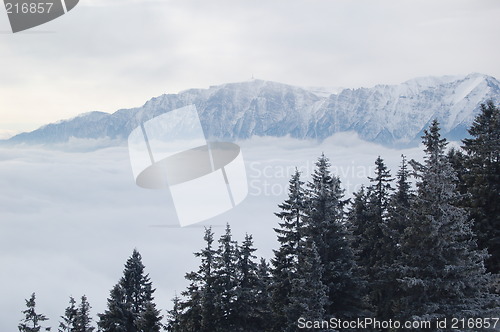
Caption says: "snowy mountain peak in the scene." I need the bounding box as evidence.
[4,74,500,147]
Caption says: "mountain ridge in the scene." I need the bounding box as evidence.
[4,73,500,147]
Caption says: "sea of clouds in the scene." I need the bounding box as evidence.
[0,133,426,330]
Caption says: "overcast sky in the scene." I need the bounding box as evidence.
[0,0,499,137]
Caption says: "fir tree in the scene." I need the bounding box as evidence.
[368,156,394,218]
[59,297,77,332]
[254,258,272,330]
[175,227,218,332]
[375,155,414,321]
[395,120,498,324]
[274,169,307,254]
[120,250,155,318]
[363,157,395,320]
[232,234,265,331]
[212,224,239,331]
[98,249,160,332]
[74,296,95,332]
[285,238,328,332]
[59,296,95,332]
[348,186,370,244]
[18,293,51,332]
[170,226,272,332]
[165,295,183,332]
[389,154,413,228]
[197,227,218,332]
[305,154,365,319]
[97,285,128,332]
[354,157,393,276]
[135,302,163,332]
[460,100,500,274]
[387,155,414,255]
[270,169,307,331]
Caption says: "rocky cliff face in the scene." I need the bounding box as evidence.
[7,73,500,147]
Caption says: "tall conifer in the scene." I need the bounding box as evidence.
[461,101,500,273]
[395,120,498,323]
[305,154,365,319]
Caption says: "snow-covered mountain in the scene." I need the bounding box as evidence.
[5,73,500,147]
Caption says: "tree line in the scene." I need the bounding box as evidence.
[19,102,499,331]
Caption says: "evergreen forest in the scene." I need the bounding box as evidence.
[18,102,500,331]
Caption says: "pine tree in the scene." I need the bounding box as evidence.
[460,100,500,273]
[98,249,160,332]
[232,234,264,331]
[212,224,239,331]
[354,157,393,274]
[165,295,183,332]
[174,227,218,332]
[270,169,307,331]
[254,258,272,330]
[120,250,155,319]
[59,296,95,332]
[169,227,272,332]
[368,156,394,219]
[348,186,370,245]
[18,293,51,332]
[388,154,413,231]
[285,238,328,332]
[394,119,498,324]
[361,157,395,320]
[197,227,218,332]
[135,302,163,332]
[177,278,202,332]
[74,296,95,332]
[59,297,77,332]
[374,155,414,321]
[97,285,128,332]
[305,154,365,319]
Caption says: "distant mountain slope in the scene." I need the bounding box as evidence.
[5,73,500,147]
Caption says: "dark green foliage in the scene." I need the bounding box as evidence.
[174,227,217,332]
[387,154,413,238]
[59,297,77,332]
[97,285,128,332]
[18,293,51,332]
[349,157,401,322]
[368,156,394,218]
[135,302,163,332]
[165,295,183,332]
[59,296,95,332]
[74,296,95,332]
[270,169,306,330]
[460,100,500,273]
[254,258,272,329]
[212,224,239,330]
[352,157,393,275]
[285,238,327,332]
[232,234,269,331]
[305,154,365,319]
[394,120,498,323]
[167,226,271,332]
[120,250,155,317]
[98,249,160,332]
